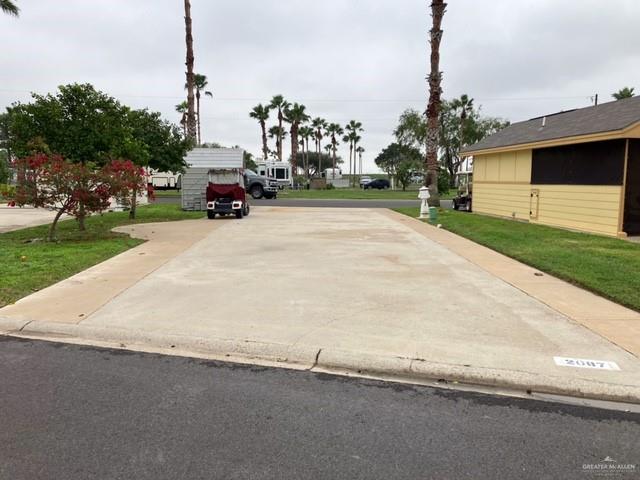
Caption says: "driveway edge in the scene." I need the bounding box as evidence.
[2,320,639,405]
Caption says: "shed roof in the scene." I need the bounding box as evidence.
[462,96,640,155]
[185,148,244,169]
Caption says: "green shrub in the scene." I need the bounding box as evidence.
[0,184,15,200]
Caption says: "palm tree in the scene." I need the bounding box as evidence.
[183,0,197,142]
[612,87,635,100]
[425,0,447,205]
[343,133,354,185]
[326,123,343,179]
[1,0,19,16]
[311,117,327,176]
[356,146,365,175]
[324,144,333,176]
[345,120,364,186]
[284,103,310,176]
[185,74,213,144]
[299,125,314,179]
[451,94,473,154]
[249,104,271,161]
[175,101,188,137]
[269,95,290,161]
[268,126,288,161]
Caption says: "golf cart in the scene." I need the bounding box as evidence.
[206,169,250,219]
[452,171,472,212]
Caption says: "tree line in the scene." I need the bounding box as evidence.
[375,94,509,191]
[250,96,364,185]
[1,83,190,239]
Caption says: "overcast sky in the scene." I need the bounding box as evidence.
[1,0,639,172]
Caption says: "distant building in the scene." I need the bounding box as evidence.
[462,97,640,237]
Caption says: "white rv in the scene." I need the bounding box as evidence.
[148,169,181,190]
[256,161,292,188]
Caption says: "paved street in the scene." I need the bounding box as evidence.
[154,195,454,209]
[1,337,638,480]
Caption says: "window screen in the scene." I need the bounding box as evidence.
[531,139,625,185]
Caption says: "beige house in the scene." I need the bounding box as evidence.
[461,96,640,237]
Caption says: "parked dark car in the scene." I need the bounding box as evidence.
[364,178,390,190]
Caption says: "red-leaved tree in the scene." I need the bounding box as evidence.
[14,154,111,241]
[103,159,148,219]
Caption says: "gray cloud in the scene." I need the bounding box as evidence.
[1,0,638,172]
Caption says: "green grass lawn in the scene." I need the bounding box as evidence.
[0,204,203,308]
[394,207,640,311]
[153,190,181,197]
[280,187,454,200]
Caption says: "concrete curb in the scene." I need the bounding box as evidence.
[1,319,319,368]
[316,351,640,405]
[2,319,640,405]
[0,316,31,332]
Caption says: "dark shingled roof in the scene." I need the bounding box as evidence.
[462,95,640,154]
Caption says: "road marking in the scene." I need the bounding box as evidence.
[554,357,621,371]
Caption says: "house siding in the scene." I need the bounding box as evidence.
[531,185,622,236]
[473,150,532,221]
[472,148,623,236]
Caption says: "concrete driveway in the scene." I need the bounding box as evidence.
[0,206,58,233]
[2,207,639,402]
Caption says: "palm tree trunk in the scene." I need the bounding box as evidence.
[290,125,298,176]
[318,138,322,176]
[184,0,197,142]
[425,0,446,206]
[305,138,311,180]
[196,90,201,145]
[277,109,283,161]
[260,121,268,161]
[332,138,337,180]
[350,142,353,186]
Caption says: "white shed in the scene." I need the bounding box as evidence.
[181,148,245,211]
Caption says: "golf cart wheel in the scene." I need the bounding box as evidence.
[244,204,250,216]
[453,200,459,210]
[207,210,216,219]
[250,185,264,199]
[235,209,244,219]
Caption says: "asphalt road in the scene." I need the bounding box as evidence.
[155,195,453,209]
[1,338,638,480]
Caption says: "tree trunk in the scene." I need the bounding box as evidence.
[78,202,86,231]
[129,188,137,220]
[277,109,283,161]
[48,208,66,242]
[196,90,201,145]
[318,138,322,176]
[290,124,298,176]
[350,142,354,187]
[184,0,197,142]
[425,0,446,206]
[305,138,310,179]
[332,138,337,180]
[260,121,268,161]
